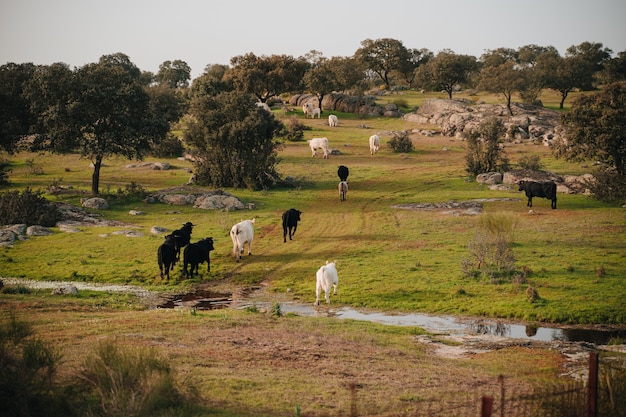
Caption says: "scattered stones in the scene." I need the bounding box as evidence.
[150,226,169,235]
[128,210,145,216]
[147,187,248,211]
[26,225,52,236]
[52,285,79,295]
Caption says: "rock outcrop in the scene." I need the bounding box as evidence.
[404,98,562,145]
[146,187,247,211]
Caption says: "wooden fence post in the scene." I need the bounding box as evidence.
[587,351,598,417]
[481,396,493,417]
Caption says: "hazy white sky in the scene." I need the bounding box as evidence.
[2,0,625,79]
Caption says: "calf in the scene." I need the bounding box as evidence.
[230,218,255,262]
[171,222,194,261]
[518,180,557,209]
[282,208,302,243]
[315,260,338,305]
[183,237,214,279]
[157,234,177,280]
[337,165,349,182]
[328,114,338,127]
[339,181,348,202]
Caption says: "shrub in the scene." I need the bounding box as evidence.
[279,116,307,142]
[0,313,64,417]
[0,187,60,227]
[79,341,183,417]
[464,117,510,177]
[586,168,626,204]
[462,212,518,281]
[518,154,543,171]
[387,131,413,153]
[151,133,185,158]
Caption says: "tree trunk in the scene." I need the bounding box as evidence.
[91,155,102,195]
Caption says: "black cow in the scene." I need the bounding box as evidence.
[171,222,194,261]
[183,237,215,279]
[157,234,177,280]
[282,208,302,243]
[518,180,557,209]
[337,165,349,182]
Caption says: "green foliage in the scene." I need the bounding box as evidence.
[78,341,182,417]
[0,313,63,417]
[185,91,284,190]
[557,81,626,177]
[465,117,510,176]
[518,154,543,170]
[387,131,414,153]
[0,187,60,226]
[279,116,307,142]
[151,133,185,158]
[586,168,626,204]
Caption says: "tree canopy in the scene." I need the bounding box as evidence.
[556,81,626,177]
[184,91,283,190]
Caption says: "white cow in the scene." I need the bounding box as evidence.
[308,137,330,159]
[328,114,338,127]
[302,102,314,117]
[230,218,255,262]
[309,107,321,119]
[315,260,338,305]
[369,134,381,155]
[338,181,348,201]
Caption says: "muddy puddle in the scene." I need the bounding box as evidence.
[158,286,626,346]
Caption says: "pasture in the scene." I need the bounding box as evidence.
[1,89,625,325]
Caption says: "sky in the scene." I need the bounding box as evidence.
[2,0,625,80]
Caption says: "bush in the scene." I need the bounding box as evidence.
[587,168,626,204]
[387,131,413,153]
[0,187,60,226]
[0,313,64,417]
[464,117,510,177]
[279,116,307,142]
[79,341,183,417]
[151,133,185,158]
[518,154,543,171]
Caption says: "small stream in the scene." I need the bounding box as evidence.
[240,301,626,346]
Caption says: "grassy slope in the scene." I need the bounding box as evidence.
[1,90,625,325]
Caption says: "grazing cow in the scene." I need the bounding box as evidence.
[328,114,338,127]
[308,107,321,119]
[315,260,338,305]
[171,222,194,261]
[518,180,557,209]
[337,165,349,181]
[339,181,348,201]
[282,208,302,243]
[369,134,381,155]
[183,237,215,279]
[308,137,330,159]
[230,218,255,262]
[157,234,177,280]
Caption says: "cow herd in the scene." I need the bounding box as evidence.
[157,106,558,307]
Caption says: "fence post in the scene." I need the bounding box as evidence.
[587,351,598,417]
[481,396,493,417]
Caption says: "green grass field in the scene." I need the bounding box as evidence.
[2,90,625,325]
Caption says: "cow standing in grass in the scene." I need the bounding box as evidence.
[157,234,177,280]
[518,180,557,209]
[315,260,338,305]
[282,208,302,243]
[183,237,214,279]
[230,218,255,262]
[338,181,348,202]
[171,222,194,261]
